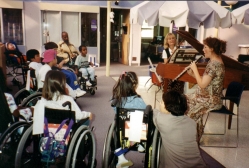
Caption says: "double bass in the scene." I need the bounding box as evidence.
[156,30,249,92]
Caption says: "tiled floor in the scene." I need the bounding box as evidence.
[134,76,249,168]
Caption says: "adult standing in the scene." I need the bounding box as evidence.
[57,31,80,66]
[186,37,226,140]
[162,33,185,93]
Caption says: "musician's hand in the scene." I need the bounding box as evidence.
[190,61,198,72]
[187,69,194,77]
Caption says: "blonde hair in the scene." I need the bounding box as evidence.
[164,33,177,49]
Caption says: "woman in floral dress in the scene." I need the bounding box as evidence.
[186,37,226,140]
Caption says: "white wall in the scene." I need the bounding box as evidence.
[23,2,42,52]
[218,24,249,59]
[22,2,100,64]
[129,23,141,66]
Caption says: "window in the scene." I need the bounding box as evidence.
[81,13,97,47]
[2,8,23,44]
[141,21,154,38]
[41,10,98,49]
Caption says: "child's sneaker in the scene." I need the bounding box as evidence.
[86,81,92,86]
[75,88,86,97]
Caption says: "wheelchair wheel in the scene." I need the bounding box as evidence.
[20,92,42,107]
[14,88,33,105]
[102,121,118,168]
[151,128,161,168]
[15,125,41,168]
[0,121,31,167]
[66,125,96,168]
[90,88,95,95]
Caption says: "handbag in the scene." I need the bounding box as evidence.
[39,118,74,164]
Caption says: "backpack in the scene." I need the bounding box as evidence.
[39,118,74,165]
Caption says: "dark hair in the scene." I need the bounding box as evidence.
[70,65,78,71]
[203,37,227,55]
[79,45,87,52]
[112,71,140,106]
[42,70,67,101]
[26,49,39,61]
[44,42,58,50]
[163,90,187,116]
[62,31,68,35]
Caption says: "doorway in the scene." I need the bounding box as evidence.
[99,8,129,65]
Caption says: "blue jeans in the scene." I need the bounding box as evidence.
[61,69,79,90]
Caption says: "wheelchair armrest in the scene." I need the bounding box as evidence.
[62,101,72,110]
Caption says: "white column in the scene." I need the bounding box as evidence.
[199,25,204,43]
[106,1,111,76]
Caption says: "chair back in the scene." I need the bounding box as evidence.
[225,81,244,106]
[151,72,161,87]
[116,105,154,146]
[44,101,75,124]
[238,54,249,63]
[45,108,75,124]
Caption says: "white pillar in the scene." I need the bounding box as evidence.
[200,25,204,43]
[106,1,111,76]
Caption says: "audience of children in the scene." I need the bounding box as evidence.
[74,45,96,86]
[37,49,85,98]
[153,91,207,168]
[44,41,85,91]
[111,71,146,168]
[34,70,92,123]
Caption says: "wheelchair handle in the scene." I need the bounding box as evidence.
[111,99,118,107]
[62,101,71,110]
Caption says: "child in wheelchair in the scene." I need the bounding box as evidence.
[111,71,147,167]
[5,41,29,88]
[153,91,207,167]
[75,45,97,86]
[44,42,87,97]
[34,70,92,123]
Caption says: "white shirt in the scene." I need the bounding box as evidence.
[29,62,43,77]
[37,64,51,89]
[162,47,177,59]
[74,55,89,68]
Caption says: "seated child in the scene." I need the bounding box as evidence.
[44,42,86,92]
[37,49,85,98]
[112,71,146,110]
[26,49,43,78]
[74,45,96,86]
[112,71,147,168]
[4,41,26,65]
[153,91,207,168]
[34,70,92,123]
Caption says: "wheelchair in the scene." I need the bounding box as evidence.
[102,105,161,168]
[61,65,97,96]
[5,42,29,89]
[79,74,97,95]
[0,87,32,167]
[13,71,42,108]
[14,101,96,168]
